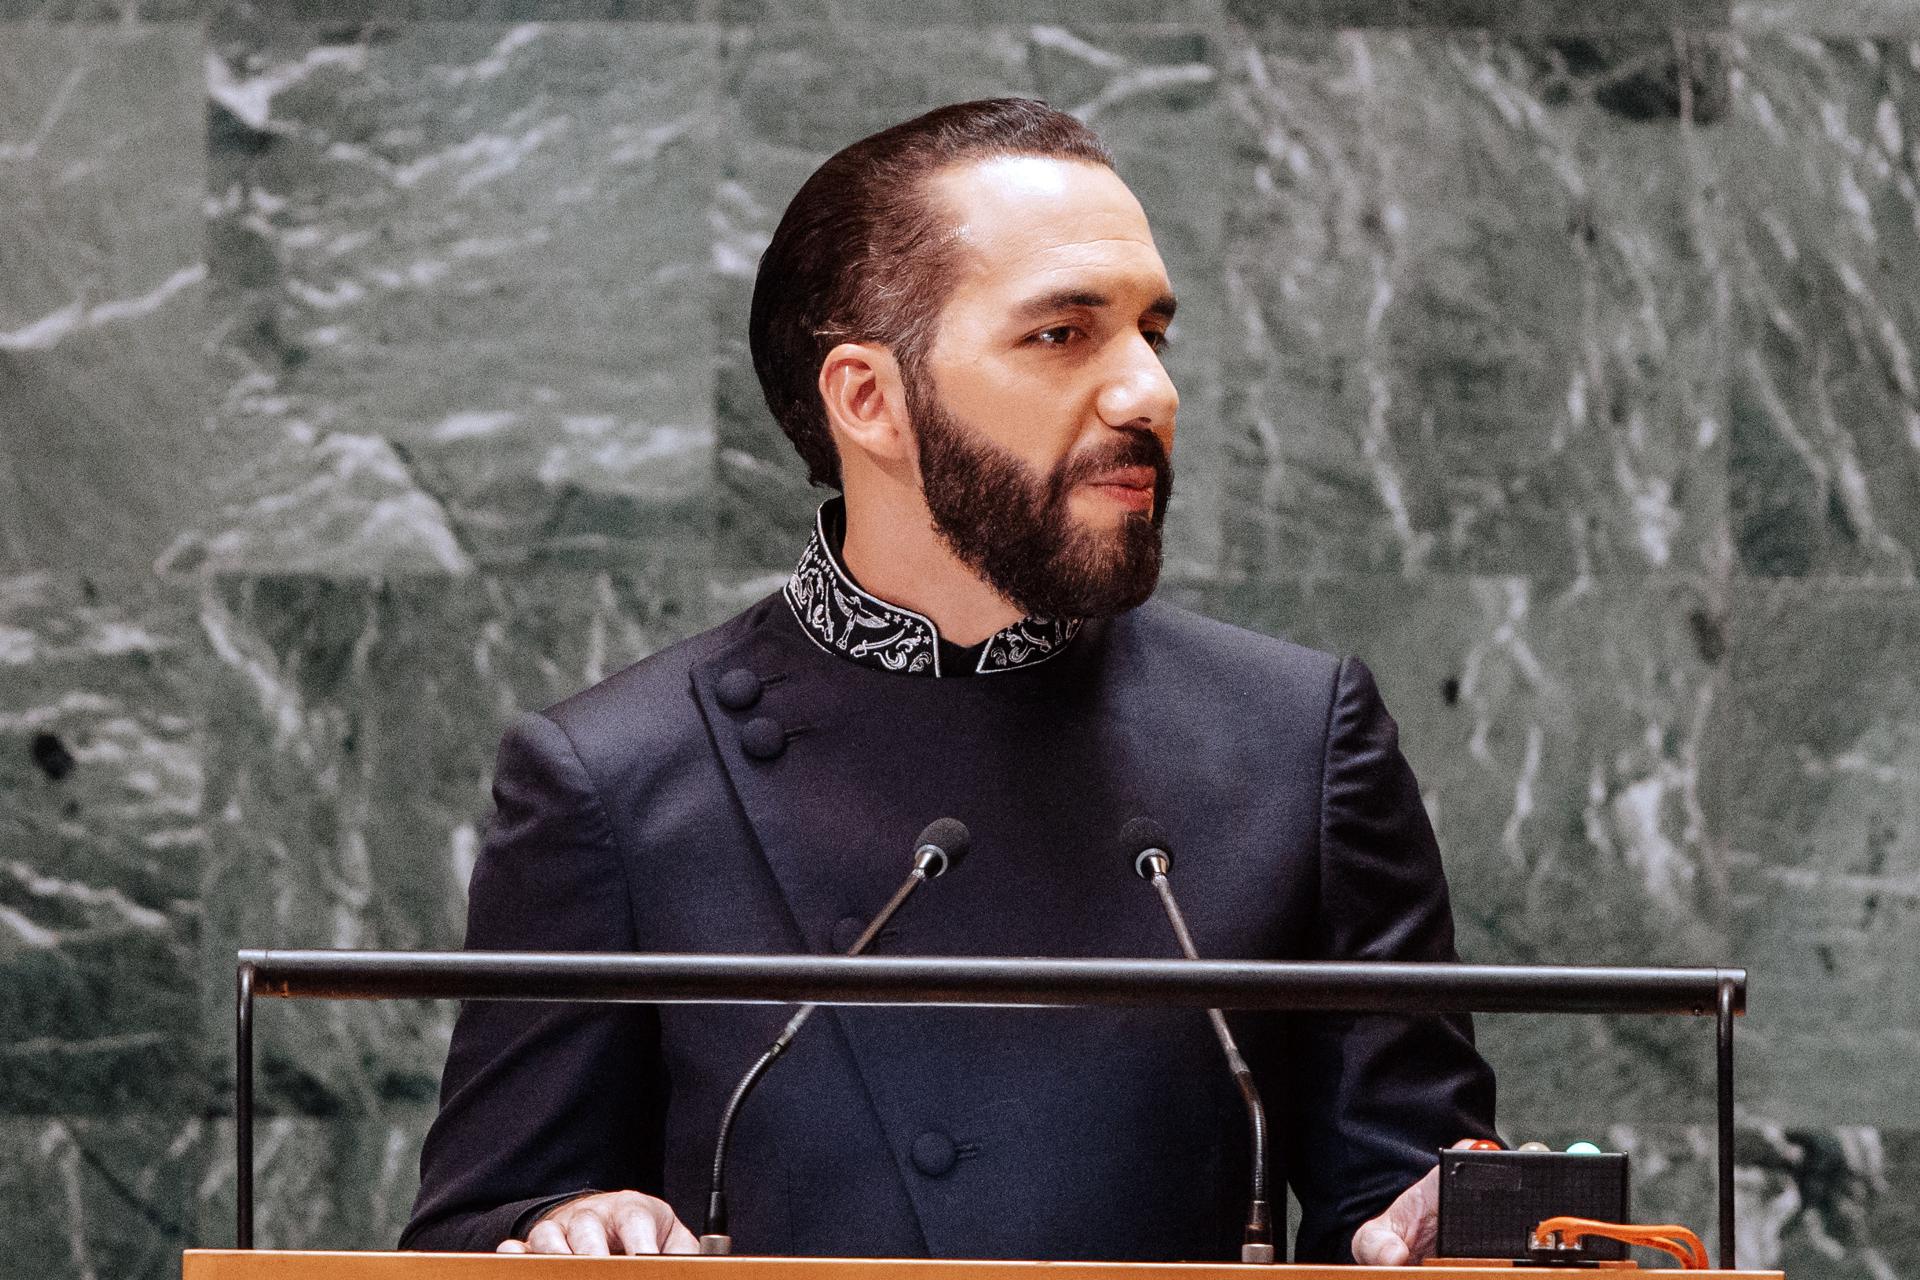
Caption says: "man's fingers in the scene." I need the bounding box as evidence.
[1355,1163,1443,1266]
[1350,1145,1487,1266]
[1379,1162,1446,1263]
[1392,1166,1441,1226]
[525,1220,573,1254]
[611,1195,698,1255]
[565,1213,613,1256]
[495,1239,529,1254]
[662,1216,701,1255]
[519,1192,692,1257]
[615,1207,663,1254]
[1352,1217,1412,1267]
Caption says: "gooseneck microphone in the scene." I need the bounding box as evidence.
[1120,816,1276,1264]
[699,818,972,1255]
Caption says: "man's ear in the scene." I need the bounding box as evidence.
[819,341,915,473]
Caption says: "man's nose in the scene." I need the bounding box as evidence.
[1096,335,1179,443]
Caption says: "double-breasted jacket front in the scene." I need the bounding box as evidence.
[401,586,1497,1263]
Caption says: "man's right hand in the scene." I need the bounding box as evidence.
[496,1191,700,1255]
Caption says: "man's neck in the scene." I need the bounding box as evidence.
[837,485,1022,647]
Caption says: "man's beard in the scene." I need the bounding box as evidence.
[904,367,1173,620]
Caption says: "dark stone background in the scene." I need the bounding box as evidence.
[1,1,1915,1274]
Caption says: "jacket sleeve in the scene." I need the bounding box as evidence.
[400,711,668,1251]
[1280,656,1499,1263]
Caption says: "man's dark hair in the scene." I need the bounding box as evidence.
[748,97,1115,490]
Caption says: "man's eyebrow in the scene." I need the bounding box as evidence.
[1011,288,1179,324]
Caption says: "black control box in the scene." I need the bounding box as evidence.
[1436,1148,1631,1261]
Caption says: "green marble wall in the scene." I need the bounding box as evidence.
[2,2,1916,1276]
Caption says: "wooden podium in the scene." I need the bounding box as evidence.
[183,1253,1782,1279]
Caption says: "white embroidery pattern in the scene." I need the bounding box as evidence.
[976,615,1081,674]
[782,503,1079,678]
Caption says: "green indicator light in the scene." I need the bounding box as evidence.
[1566,1141,1603,1155]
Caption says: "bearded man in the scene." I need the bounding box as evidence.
[402,97,1497,1266]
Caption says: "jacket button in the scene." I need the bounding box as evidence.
[910,1130,958,1178]
[715,668,762,711]
[740,717,786,761]
[830,916,864,953]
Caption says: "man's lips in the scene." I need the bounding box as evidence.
[1081,465,1158,511]
[1084,465,1156,491]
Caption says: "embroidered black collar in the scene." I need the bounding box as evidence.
[782,500,1081,677]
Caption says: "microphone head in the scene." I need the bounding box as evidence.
[1119,816,1172,880]
[912,817,971,879]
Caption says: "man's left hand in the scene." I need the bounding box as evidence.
[1350,1138,1480,1266]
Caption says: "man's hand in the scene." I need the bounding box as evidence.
[496,1191,700,1256]
[1350,1139,1481,1266]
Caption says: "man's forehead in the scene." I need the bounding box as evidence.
[930,154,1167,295]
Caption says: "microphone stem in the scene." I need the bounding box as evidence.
[845,866,927,956]
[1150,872,1274,1261]
[770,865,927,1055]
[703,866,931,1244]
[704,1040,779,1239]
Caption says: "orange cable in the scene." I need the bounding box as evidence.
[1531,1215,1710,1270]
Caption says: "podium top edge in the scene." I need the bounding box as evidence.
[182,1249,1783,1278]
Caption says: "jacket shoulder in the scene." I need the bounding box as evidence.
[533,593,781,777]
[1119,598,1343,695]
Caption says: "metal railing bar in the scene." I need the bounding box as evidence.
[238,950,1747,1016]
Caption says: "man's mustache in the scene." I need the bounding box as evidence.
[1058,430,1172,490]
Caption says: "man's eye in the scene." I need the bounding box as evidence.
[1032,326,1079,346]
[1144,329,1172,353]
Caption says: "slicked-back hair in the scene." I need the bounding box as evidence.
[749,98,1116,490]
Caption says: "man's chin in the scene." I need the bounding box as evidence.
[984,538,1163,621]
[1048,533,1165,618]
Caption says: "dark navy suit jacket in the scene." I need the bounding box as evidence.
[400,595,1497,1262]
